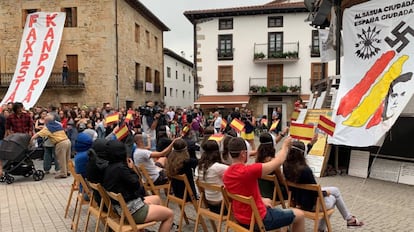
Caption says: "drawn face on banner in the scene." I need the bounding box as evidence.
[384,73,413,119]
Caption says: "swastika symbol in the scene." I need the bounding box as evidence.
[385,21,414,53]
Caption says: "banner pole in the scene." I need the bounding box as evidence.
[335,0,342,75]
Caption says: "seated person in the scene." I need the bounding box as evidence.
[166,138,198,201]
[102,140,174,232]
[156,125,172,153]
[195,140,228,214]
[283,141,364,231]
[133,132,174,185]
[74,132,94,178]
[223,137,305,232]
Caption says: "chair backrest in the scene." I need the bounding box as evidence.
[137,164,158,191]
[131,165,147,190]
[106,191,139,232]
[196,180,227,216]
[88,182,113,214]
[260,174,286,208]
[223,189,266,232]
[68,160,77,180]
[169,174,197,202]
[74,173,92,196]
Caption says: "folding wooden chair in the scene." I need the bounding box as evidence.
[105,191,157,232]
[137,164,169,200]
[65,160,79,218]
[83,182,111,232]
[223,189,281,232]
[286,181,335,232]
[194,180,228,232]
[71,173,93,232]
[166,174,208,232]
[260,175,286,208]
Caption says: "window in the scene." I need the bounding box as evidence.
[311,30,320,57]
[182,90,185,98]
[135,23,140,43]
[267,64,283,88]
[219,18,233,30]
[310,63,328,88]
[217,65,233,92]
[164,87,167,97]
[268,32,283,58]
[154,70,160,93]
[145,67,152,92]
[218,34,233,60]
[22,9,38,27]
[167,67,171,78]
[170,88,173,97]
[135,63,140,81]
[62,7,77,27]
[134,63,143,90]
[183,73,185,81]
[268,16,283,27]
[145,30,150,48]
[189,75,191,83]
[175,89,178,97]
[175,71,178,79]
[65,55,78,85]
[154,36,158,51]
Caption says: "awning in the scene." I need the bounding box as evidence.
[194,95,250,109]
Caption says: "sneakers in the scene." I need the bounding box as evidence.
[54,174,67,179]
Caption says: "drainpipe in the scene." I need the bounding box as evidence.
[193,20,198,102]
[335,0,341,75]
[115,0,120,109]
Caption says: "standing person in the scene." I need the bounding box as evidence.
[213,111,222,134]
[0,110,5,144]
[283,141,364,230]
[223,137,305,231]
[31,113,71,179]
[62,61,69,85]
[275,107,282,134]
[241,109,256,150]
[43,136,59,174]
[102,103,114,118]
[5,102,34,136]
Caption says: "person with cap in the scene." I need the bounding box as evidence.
[102,140,174,232]
[31,113,71,179]
[223,137,305,232]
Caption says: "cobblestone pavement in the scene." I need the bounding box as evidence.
[1,159,414,232]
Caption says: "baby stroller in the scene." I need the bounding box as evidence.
[0,133,45,184]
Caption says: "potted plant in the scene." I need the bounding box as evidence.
[279,85,289,93]
[289,85,301,92]
[269,86,278,92]
[254,52,265,59]
[259,86,268,93]
[249,85,259,93]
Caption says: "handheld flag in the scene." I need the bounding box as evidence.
[291,109,300,122]
[114,125,129,140]
[290,122,314,141]
[230,118,245,133]
[261,119,268,127]
[182,125,190,135]
[269,120,279,131]
[124,110,134,123]
[208,133,225,142]
[105,112,120,125]
[318,115,336,136]
[221,119,227,129]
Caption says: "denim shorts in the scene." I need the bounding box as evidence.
[262,207,295,230]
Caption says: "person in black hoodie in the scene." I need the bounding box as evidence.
[102,140,174,232]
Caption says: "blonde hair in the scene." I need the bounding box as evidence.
[166,139,189,177]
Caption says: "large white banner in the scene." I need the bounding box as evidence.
[1,12,65,108]
[330,0,414,146]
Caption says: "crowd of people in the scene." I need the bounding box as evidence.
[0,100,364,231]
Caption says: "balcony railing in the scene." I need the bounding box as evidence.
[135,80,144,90]
[217,48,234,60]
[253,42,299,63]
[217,80,234,92]
[248,77,301,94]
[0,72,85,89]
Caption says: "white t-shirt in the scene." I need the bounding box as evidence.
[133,148,161,181]
[213,116,222,129]
[195,162,228,202]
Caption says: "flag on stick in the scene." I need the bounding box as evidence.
[182,125,190,134]
[114,125,129,140]
[269,120,279,131]
[290,122,314,141]
[124,110,134,123]
[105,112,120,124]
[318,115,336,136]
[230,118,245,133]
[291,109,300,122]
[221,119,227,129]
[208,133,225,142]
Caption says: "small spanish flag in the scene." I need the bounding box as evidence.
[291,109,300,122]
[317,115,336,136]
[261,119,268,127]
[106,112,120,124]
[290,122,314,141]
[208,133,225,142]
[124,110,134,123]
[230,118,245,133]
[114,125,129,140]
[182,126,190,134]
[221,119,227,129]
[269,120,279,131]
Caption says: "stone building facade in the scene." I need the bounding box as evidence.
[0,0,168,109]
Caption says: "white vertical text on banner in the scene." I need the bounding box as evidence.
[0,12,66,108]
[329,0,414,146]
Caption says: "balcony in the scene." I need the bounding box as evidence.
[253,42,299,64]
[217,80,234,92]
[248,77,301,95]
[0,72,85,89]
[217,48,234,60]
[134,80,144,90]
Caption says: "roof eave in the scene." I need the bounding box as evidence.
[124,0,170,31]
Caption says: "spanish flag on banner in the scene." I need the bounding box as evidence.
[208,133,224,142]
[269,120,279,131]
[221,119,227,129]
[290,122,314,141]
[291,109,300,122]
[106,112,120,124]
[124,110,134,123]
[230,118,245,133]
[115,125,129,140]
[317,115,336,136]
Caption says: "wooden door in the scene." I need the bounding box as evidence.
[267,64,283,88]
[66,55,78,84]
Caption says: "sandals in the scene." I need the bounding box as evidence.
[347,216,364,227]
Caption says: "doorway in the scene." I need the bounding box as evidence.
[66,55,78,84]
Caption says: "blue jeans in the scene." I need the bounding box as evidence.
[43,146,59,172]
[62,72,68,84]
